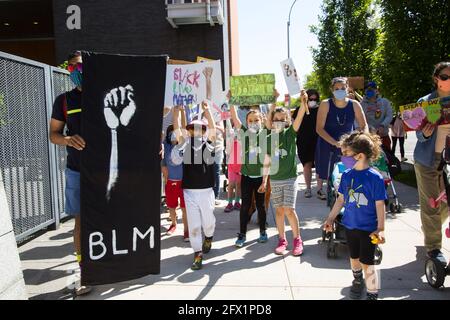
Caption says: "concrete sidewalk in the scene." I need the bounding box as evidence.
[18,173,450,300]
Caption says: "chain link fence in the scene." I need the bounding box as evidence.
[0,51,73,242]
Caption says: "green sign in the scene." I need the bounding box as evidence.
[229,74,276,106]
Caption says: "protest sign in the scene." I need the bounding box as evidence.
[81,52,165,285]
[165,60,223,107]
[348,77,365,90]
[280,58,301,96]
[229,74,276,106]
[399,96,450,131]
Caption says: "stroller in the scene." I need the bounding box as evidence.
[425,136,450,289]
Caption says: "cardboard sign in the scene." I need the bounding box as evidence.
[348,77,365,90]
[280,58,301,96]
[165,60,223,107]
[399,96,450,131]
[229,74,276,106]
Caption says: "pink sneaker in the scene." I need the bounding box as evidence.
[292,237,304,256]
[233,202,241,211]
[224,203,234,213]
[275,238,288,255]
[166,224,176,235]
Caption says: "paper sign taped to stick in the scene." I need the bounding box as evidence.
[229,74,276,106]
[211,91,231,123]
[165,60,223,107]
[280,58,301,96]
[399,96,450,131]
[348,77,365,90]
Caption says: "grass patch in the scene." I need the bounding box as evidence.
[394,170,417,188]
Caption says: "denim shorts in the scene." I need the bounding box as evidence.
[65,168,80,216]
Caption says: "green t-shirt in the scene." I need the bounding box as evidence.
[268,126,298,180]
[239,127,267,177]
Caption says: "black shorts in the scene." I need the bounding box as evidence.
[345,228,376,265]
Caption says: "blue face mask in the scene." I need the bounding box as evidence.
[341,156,358,170]
[69,69,82,87]
[333,89,347,100]
[365,89,376,99]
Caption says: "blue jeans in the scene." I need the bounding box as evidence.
[65,168,80,216]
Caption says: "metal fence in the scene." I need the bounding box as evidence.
[0,51,73,242]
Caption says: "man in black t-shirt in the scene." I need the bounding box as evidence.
[49,51,90,296]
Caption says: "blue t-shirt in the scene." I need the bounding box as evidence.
[162,142,183,181]
[338,167,387,232]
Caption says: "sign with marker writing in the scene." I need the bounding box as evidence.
[229,74,276,106]
[280,58,301,96]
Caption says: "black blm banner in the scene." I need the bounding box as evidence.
[80,52,166,285]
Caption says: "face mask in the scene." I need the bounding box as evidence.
[438,78,450,92]
[341,156,358,170]
[170,132,177,143]
[248,123,261,133]
[273,121,286,132]
[308,101,318,108]
[69,69,82,87]
[333,89,347,100]
[365,89,376,99]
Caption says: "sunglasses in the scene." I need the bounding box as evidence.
[438,74,450,81]
[67,63,83,73]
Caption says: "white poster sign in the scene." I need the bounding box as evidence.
[280,58,301,96]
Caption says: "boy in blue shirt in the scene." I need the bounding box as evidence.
[324,131,387,300]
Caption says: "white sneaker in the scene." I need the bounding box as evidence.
[75,285,92,296]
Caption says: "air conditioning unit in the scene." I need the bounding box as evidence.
[166,0,224,28]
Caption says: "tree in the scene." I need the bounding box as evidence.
[374,0,450,107]
[311,0,378,97]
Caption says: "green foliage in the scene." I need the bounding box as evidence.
[311,0,378,97]
[311,0,450,107]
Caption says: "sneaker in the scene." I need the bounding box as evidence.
[304,189,312,198]
[366,292,379,300]
[215,199,221,206]
[257,231,268,243]
[75,285,92,296]
[166,224,176,235]
[224,203,234,213]
[202,237,213,254]
[191,255,203,270]
[183,230,190,242]
[317,189,326,200]
[235,233,246,248]
[349,278,365,300]
[401,157,408,162]
[275,238,288,255]
[292,237,304,256]
[233,202,241,211]
[427,249,447,265]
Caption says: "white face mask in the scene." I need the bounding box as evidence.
[273,121,286,133]
[248,123,262,133]
[308,101,318,108]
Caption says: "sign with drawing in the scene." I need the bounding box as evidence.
[229,74,276,106]
[280,58,301,96]
[164,60,223,107]
[399,96,450,131]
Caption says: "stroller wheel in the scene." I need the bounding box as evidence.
[395,204,402,213]
[327,242,338,259]
[425,258,447,289]
[374,246,383,265]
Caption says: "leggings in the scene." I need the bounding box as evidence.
[392,137,405,158]
[240,175,267,234]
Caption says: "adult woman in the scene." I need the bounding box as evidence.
[293,89,321,198]
[315,77,368,200]
[414,61,450,261]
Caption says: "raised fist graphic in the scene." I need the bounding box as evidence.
[103,85,137,200]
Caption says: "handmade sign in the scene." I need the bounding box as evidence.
[211,91,231,123]
[280,58,301,96]
[229,74,276,106]
[81,52,165,285]
[164,60,223,107]
[399,96,450,131]
[348,77,365,90]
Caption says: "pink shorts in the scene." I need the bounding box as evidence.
[228,168,241,184]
